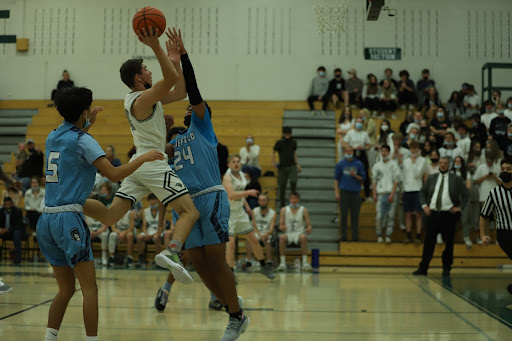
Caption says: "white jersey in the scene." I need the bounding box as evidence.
[144,207,159,235]
[116,211,131,231]
[253,207,275,234]
[285,206,306,233]
[228,171,247,211]
[86,216,103,232]
[124,91,167,154]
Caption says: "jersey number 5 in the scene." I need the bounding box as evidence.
[46,152,61,183]
[174,146,195,171]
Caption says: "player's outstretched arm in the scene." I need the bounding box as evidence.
[170,28,206,118]
[161,28,187,104]
[133,27,180,118]
[93,150,164,183]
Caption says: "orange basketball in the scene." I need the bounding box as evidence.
[132,7,166,37]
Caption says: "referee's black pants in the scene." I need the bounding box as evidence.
[419,211,461,273]
[497,229,512,260]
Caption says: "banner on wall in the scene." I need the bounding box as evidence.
[364,48,402,60]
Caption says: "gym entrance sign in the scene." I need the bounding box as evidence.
[364,47,402,60]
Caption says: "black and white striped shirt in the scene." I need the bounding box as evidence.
[481,185,512,231]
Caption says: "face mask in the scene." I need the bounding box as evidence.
[430,158,439,163]
[472,121,478,127]
[460,133,467,139]
[410,134,416,140]
[445,141,454,146]
[421,126,427,130]
[184,115,191,127]
[32,186,40,191]
[383,156,390,161]
[289,203,300,208]
[381,125,389,131]
[414,119,421,124]
[498,110,505,115]
[260,205,268,210]
[83,112,91,129]
[99,193,108,198]
[423,76,429,80]
[150,204,158,209]
[508,103,512,109]
[344,154,353,159]
[436,112,444,119]
[486,108,493,113]
[355,122,363,130]
[454,164,461,169]
[508,133,512,138]
[500,171,512,183]
[407,115,413,121]
[319,71,326,77]
[335,74,341,78]
[246,138,254,144]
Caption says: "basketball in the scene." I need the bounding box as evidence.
[132,7,166,37]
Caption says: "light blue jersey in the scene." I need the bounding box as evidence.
[44,121,105,206]
[171,107,221,195]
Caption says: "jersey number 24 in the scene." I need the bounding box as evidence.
[174,146,195,171]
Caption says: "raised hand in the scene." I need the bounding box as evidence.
[165,35,180,64]
[136,27,160,49]
[89,106,103,126]
[166,27,187,55]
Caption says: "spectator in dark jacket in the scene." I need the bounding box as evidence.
[469,114,488,147]
[50,70,74,105]
[328,68,348,108]
[397,70,417,109]
[17,139,44,193]
[416,69,435,109]
[0,197,25,264]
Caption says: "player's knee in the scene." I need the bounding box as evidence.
[299,234,307,241]
[59,286,76,300]
[81,282,98,298]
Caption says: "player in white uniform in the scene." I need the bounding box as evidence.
[223,154,275,279]
[85,216,109,266]
[277,192,313,272]
[83,27,199,284]
[251,193,276,264]
[107,209,136,268]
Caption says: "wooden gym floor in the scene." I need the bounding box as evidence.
[1,265,512,340]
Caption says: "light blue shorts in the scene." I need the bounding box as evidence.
[36,212,93,267]
[174,191,230,250]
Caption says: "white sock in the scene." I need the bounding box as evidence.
[45,328,58,340]
[302,255,308,264]
[86,336,98,341]
[280,256,286,264]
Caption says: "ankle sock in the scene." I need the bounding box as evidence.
[168,240,183,253]
[86,337,98,341]
[211,292,217,301]
[229,310,243,320]
[45,328,59,341]
[163,281,172,291]
[280,256,286,264]
[259,260,266,267]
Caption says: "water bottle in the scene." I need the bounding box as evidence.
[294,257,301,272]
[311,248,320,273]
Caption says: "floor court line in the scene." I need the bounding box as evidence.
[410,276,495,341]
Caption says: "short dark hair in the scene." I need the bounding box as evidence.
[380,144,391,152]
[120,58,143,88]
[289,192,300,198]
[334,68,342,73]
[147,193,157,200]
[3,196,12,204]
[493,89,502,96]
[422,69,430,74]
[444,132,455,139]
[399,70,409,78]
[54,87,93,123]
[317,66,326,72]
[483,100,494,107]
[168,126,186,141]
[458,124,468,132]
[501,157,512,166]
[468,84,475,91]
[282,126,292,135]
[385,68,392,73]
[409,141,419,149]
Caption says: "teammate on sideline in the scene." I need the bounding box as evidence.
[82,27,199,284]
[277,192,313,272]
[37,86,164,341]
[153,28,250,341]
[107,209,136,268]
[223,154,276,280]
[251,193,277,264]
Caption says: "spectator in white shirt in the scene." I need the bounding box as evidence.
[504,96,512,121]
[24,176,45,231]
[344,117,371,198]
[480,100,498,131]
[473,153,501,211]
[402,141,428,244]
[336,107,354,161]
[439,132,464,167]
[239,135,261,179]
[391,133,411,231]
[456,125,471,161]
[372,145,400,243]
[463,85,481,119]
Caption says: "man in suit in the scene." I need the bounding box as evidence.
[413,157,470,277]
[0,197,26,264]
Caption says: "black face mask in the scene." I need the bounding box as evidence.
[27,147,35,152]
[430,158,439,163]
[184,115,191,127]
[499,171,512,183]
[335,74,341,78]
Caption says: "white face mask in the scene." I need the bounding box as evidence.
[381,125,389,131]
[83,111,91,129]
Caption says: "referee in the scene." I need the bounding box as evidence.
[480,157,512,296]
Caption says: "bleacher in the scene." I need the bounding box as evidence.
[0,99,509,268]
